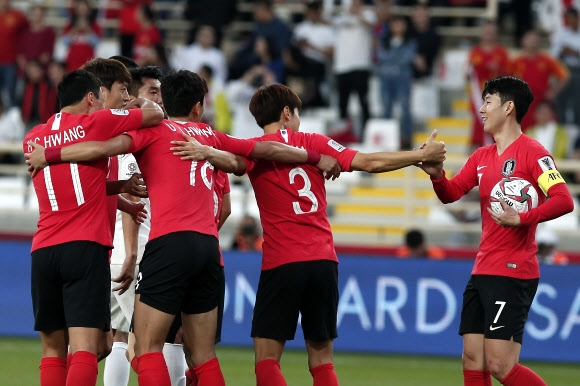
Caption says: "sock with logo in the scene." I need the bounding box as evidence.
[310,363,339,386]
[463,369,492,386]
[255,359,287,386]
[103,342,130,386]
[500,364,547,386]
[193,357,225,386]
[66,351,98,386]
[39,357,67,386]
[137,352,171,386]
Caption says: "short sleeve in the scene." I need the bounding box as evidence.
[304,133,358,172]
[125,128,156,154]
[213,130,256,157]
[92,108,143,140]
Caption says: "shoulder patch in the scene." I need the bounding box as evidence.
[538,156,556,172]
[110,109,129,116]
[327,139,346,152]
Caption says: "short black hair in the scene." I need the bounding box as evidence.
[405,229,425,249]
[81,58,132,91]
[482,76,534,124]
[128,66,164,98]
[249,84,302,129]
[565,6,579,17]
[57,70,102,108]
[161,70,208,118]
[109,55,138,69]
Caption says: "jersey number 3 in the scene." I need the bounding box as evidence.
[289,167,319,214]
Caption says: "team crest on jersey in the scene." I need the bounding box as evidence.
[327,139,345,152]
[110,109,129,116]
[501,158,516,177]
[538,156,556,172]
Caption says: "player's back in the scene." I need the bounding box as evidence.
[246,129,337,270]
[126,120,222,241]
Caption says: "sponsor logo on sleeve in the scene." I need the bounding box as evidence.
[538,156,556,172]
[110,109,129,116]
[327,139,346,152]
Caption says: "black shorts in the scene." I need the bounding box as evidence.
[31,241,111,332]
[136,231,221,315]
[251,260,338,342]
[165,266,225,344]
[459,275,538,344]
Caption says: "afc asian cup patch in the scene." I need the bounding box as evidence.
[501,158,516,177]
[128,162,138,173]
[327,139,346,152]
[110,109,129,116]
[538,156,556,172]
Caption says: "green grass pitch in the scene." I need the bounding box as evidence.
[1,337,579,385]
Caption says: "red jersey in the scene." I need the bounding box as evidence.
[125,121,255,241]
[133,26,161,62]
[431,135,569,279]
[24,109,143,252]
[214,170,230,267]
[0,8,28,64]
[243,128,358,270]
[106,156,120,243]
[511,54,568,130]
[468,45,511,87]
[63,22,103,71]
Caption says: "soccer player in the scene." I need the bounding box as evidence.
[418,76,573,386]
[25,70,342,386]
[23,70,164,386]
[170,83,447,386]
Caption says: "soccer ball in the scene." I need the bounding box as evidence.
[489,177,539,213]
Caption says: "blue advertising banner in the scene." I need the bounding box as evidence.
[2,241,579,362]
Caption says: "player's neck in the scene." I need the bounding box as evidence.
[263,122,285,135]
[61,104,90,115]
[169,115,190,123]
[493,122,522,155]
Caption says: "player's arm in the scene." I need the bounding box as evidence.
[112,193,141,295]
[350,130,446,173]
[106,172,148,197]
[25,135,134,176]
[218,193,231,231]
[117,195,147,224]
[129,97,165,128]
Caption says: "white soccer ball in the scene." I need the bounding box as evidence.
[489,177,539,213]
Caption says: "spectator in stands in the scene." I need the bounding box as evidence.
[410,4,441,81]
[536,226,569,265]
[497,0,533,47]
[331,0,376,142]
[0,0,29,107]
[376,15,416,150]
[292,0,334,108]
[467,20,510,149]
[231,215,263,252]
[229,0,293,82]
[396,229,445,259]
[511,29,569,131]
[198,64,232,133]
[47,61,66,114]
[226,65,276,139]
[118,0,151,59]
[0,97,25,162]
[141,43,172,74]
[133,4,162,66]
[183,0,236,47]
[551,7,580,130]
[171,25,228,86]
[61,0,102,71]
[527,100,569,160]
[16,5,55,76]
[20,60,52,132]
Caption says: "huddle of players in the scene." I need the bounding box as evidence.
[25,56,568,386]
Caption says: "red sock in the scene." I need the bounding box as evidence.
[310,363,339,386]
[66,353,72,371]
[66,351,98,386]
[137,352,170,386]
[39,357,67,386]
[185,368,198,386]
[463,369,492,386]
[131,356,139,374]
[255,359,287,386]
[501,364,547,386]
[194,357,225,386]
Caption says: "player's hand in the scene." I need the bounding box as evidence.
[487,198,521,227]
[120,173,148,198]
[126,97,146,109]
[417,161,444,179]
[24,142,48,177]
[421,130,446,163]
[125,200,148,224]
[170,133,210,160]
[317,154,341,180]
[112,255,137,295]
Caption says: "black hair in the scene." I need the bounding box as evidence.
[161,70,208,117]
[109,55,138,69]
[140,4,156,22]
[128,66,164,98]
[565,7,579,17]
[81,58,132,91]
[482,76,534,124]
[57,70,102,108]
[405,229,425,249]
